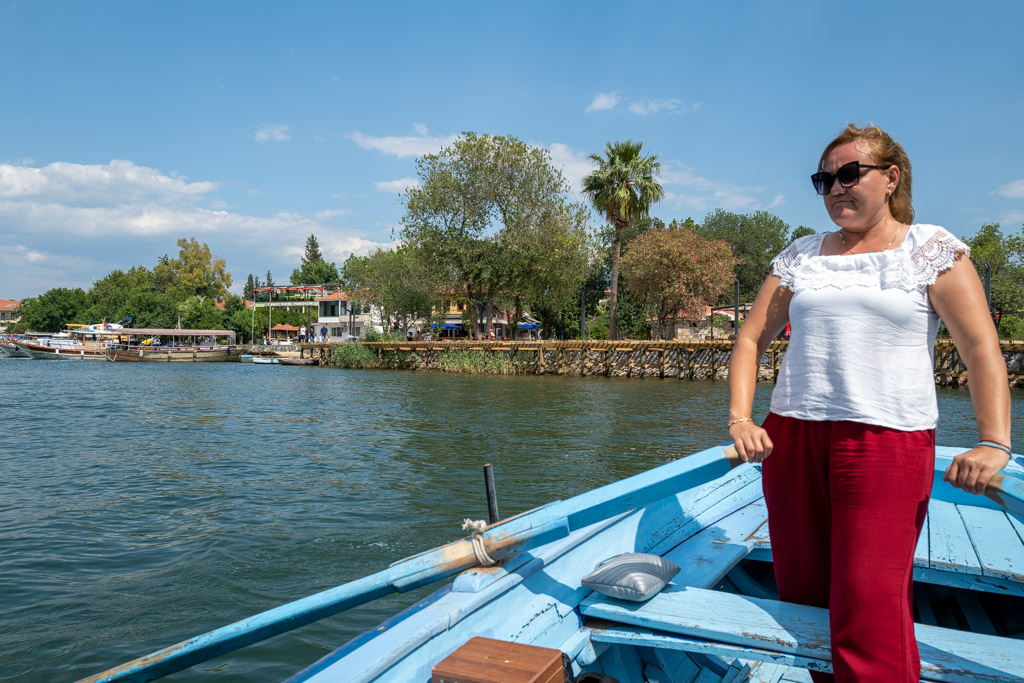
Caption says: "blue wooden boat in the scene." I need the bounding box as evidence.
[82,445,1024,683]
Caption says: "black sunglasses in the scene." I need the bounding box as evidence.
[811,161,886,195]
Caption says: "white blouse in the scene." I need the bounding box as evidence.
[769,223,969,432]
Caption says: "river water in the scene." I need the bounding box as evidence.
[0,358,1018,682]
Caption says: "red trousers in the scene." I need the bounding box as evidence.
[761,413,934,683]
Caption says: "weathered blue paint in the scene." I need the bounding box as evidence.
[582,586,1024,681]
[958,505,1024,582]
[929,498,983,576]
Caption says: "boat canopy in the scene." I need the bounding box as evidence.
[122,328,236,340]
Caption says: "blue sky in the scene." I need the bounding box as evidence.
[1,1,1022,301]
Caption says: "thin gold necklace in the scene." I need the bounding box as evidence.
[839,224,905,254]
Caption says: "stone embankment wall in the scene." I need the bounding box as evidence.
[306,339,1024,388]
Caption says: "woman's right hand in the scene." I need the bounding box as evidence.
[729,421,773,463]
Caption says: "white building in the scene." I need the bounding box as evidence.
[316,292,379,341]
[0,300,19,334]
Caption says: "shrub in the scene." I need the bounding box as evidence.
[438,349,514,374]
[999,315,1024,340]
[363,328,407,342]
[332,343,378,368]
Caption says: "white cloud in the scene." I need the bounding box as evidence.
[548,143,594,199]
[253,124,291,143]
[586,92,701,116]
[767,194,786,209]
[349,126,458,158]
[313,209,352,221]
[586,92,621,112]
[627,99,702,116]
[375,177,420,194]
[997,210,1024,225]
[0,161,358,240]
[0,160,216,204]
[997,179,1024,199]
[320,234,397,262]
[659,163,767,212]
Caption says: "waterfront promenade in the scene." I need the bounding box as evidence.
[295,338,1024,387]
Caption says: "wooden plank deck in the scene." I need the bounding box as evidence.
[957,505,1024,583]
[724,493,1024,596]
[928,499,982,576]
[583,586,1024,682]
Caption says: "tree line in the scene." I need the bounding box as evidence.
[12,132,1024,341]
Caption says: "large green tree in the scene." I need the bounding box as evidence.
[154,238,232,299]
[402,132,592,338]
[15,288,92,332]
[622,225,738,339]
[582,140,663,340]
[290,234,341,285]
[343,245,438,333]
[696,209,792,304]
[177,296,227,330]
[964,223,1024,332]
[85,266,157,324]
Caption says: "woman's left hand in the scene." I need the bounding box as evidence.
[943,446,1011,495]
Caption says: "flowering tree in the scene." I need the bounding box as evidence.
[621,225,737,339]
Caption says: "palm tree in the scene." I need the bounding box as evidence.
[582,140,663,340]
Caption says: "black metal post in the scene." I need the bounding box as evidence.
[734,277,740,337]
[483,464,500,524]
[984,261,992,308]
[580,289,586,340]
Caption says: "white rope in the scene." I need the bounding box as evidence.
[462,518,496,566]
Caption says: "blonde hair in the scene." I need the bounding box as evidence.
[818,123,914,224]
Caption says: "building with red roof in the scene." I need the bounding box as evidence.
[0,299,19,334]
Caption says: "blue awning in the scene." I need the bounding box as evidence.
[431,324,463,330]
[518,322,539,330]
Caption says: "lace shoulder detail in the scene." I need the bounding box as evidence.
[908,224,970,286]
[771,234,823,289]
[772,225,969,293]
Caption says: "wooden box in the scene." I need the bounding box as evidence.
[431,636,565,683]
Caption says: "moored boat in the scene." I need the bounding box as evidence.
[279,357,318,366]
[0,337,30,357]
[12,321,131,360]
[104,329,239,362]
[81,445,1024,682]
[13,338,109,360]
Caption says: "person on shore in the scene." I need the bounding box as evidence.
[727,123,1011,682]
[299,324,306,343]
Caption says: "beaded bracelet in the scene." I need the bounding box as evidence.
[976,441,1012,456]
[727,417,752,428]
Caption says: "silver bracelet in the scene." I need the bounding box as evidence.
[728,417,752,429]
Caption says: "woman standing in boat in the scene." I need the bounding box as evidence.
[727,123,1011,682]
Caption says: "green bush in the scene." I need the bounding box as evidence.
[362,328,407,342]
[438,349,514,374]
[332,343,378,368]
[998,315,1024,340]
